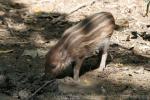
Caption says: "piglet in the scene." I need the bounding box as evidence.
[45,12,115,81]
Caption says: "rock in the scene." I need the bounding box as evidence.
[18,90,31,100]
[126,35,131,41]
[133,44,150,57]
[22,49,38,58]
[133,67,144,74]
[37,49,48,58]
[116,18,129,27]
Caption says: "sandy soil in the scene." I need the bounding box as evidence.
[0,0,150,100]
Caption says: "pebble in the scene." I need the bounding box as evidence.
[18,90,31,100]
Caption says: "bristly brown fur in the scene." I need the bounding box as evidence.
[45,12,115,79]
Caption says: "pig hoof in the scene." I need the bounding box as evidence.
[74,78,80,83]
[96,67,105,72]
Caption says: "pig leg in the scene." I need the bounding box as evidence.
[97,38,110,71]
[73,58,84,81]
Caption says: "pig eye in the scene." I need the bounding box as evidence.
[49,64,56,68]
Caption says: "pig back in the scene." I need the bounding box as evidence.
[44,12,115,77]
[61,12,115,58]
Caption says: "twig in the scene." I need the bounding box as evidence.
[47,0,98,24]
[13,41,30,44]
[50,0,98,24]
[27,80,55,100]
[4,41,30,44]
[68,0,97,15]
[0,49,13,54]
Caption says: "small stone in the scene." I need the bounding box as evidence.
[22,49,38,58]
[134,67,144,74]
[122,67,129,71]
[18,90,31,100]
[126,35,131,41]
[37,49,48,57]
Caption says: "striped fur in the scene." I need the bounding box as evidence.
[45,12,115,80]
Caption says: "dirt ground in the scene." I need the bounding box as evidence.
[0,0,150,100]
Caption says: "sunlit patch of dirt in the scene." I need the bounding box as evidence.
[0,0,150,100]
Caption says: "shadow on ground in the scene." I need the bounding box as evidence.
[0,0,150,99]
